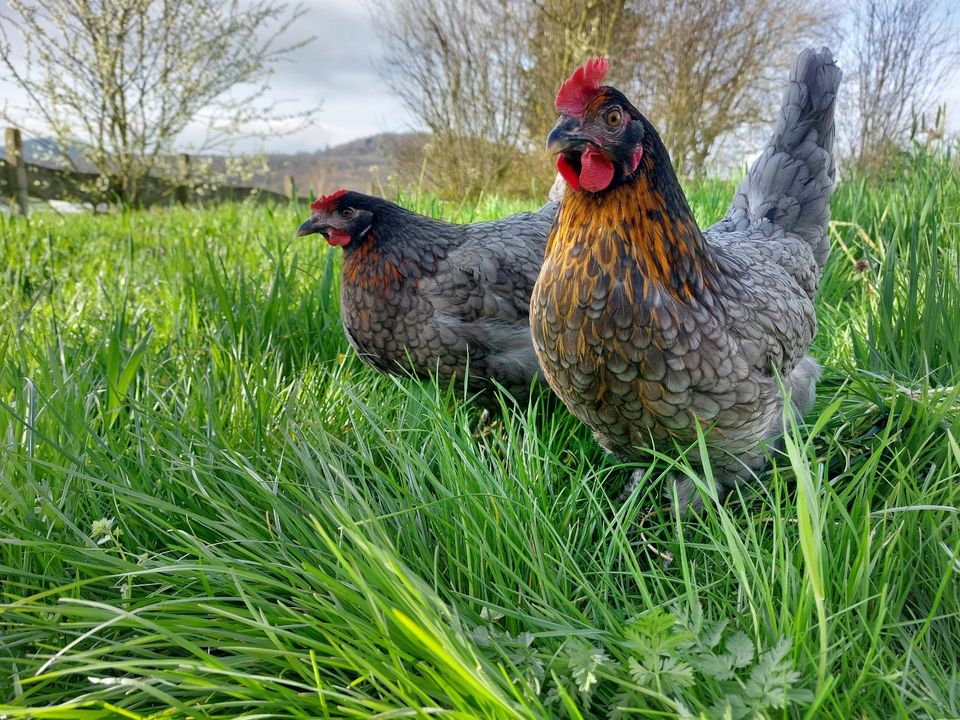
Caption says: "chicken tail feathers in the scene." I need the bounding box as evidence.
[724,47,842,268]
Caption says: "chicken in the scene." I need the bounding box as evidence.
[531,48,841,510]
[297,191,558,402]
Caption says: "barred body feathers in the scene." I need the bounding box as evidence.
[299,191,557,403]
[533,48,841,509]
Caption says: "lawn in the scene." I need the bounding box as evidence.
[1,152,958,719]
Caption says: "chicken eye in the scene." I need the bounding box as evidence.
[339,208,355,219]
[605,109,623,128]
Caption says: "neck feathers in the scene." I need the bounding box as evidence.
[550,164,713,301]
[343,227,441,293]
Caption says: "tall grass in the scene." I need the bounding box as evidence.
[1,152,958,718]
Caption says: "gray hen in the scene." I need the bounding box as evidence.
[531,48,841,509]
[298,191,557,402]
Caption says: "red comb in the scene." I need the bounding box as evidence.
[555,57,609,116]
[310,188,347,213]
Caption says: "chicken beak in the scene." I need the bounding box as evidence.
[546,118,589,155]
[296,216,327,238]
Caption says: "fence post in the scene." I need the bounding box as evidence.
[285,175,296,201]
[5,128,29,216]
[175,153,191,205]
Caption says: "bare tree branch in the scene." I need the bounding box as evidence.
[374,0,836,190]
[0,0,316,204]
[846,0,959,171]
[374,0,538,198]
[626,0,836,177]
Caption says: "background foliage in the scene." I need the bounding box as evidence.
[377,0,958,197]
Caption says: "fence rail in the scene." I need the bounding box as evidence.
[1,128,306,215]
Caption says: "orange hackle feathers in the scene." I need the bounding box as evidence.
[555,57,609,116]
[343,240,411,293]
[311,188,347,213]
[544,175,710,304]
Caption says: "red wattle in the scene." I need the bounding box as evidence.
[556,155,581,192]
[327,230,352,247]
[580,147,614,192]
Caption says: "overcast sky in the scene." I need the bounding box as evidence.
[0,0,416,154]
[1,0,959,156]
[219,0,416,153]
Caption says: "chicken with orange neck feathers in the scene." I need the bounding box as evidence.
[298,191,557,403]
[531,50,841,510]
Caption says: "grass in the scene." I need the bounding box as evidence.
[1,151,958,719]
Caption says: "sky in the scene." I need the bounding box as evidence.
[0,0,415,154]
[207,0,416,153]
[1,0,959,156]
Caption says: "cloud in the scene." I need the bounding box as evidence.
[235,0,416,152]
[0,0,415,153]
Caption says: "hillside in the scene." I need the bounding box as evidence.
[252,132,427,197]
[1,132,428,198]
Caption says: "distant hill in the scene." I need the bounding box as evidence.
[0,137,94,170]
[1,132,427,197]
[251,132,427,197]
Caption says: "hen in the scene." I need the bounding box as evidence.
[298,191,557,402]
[531,49,841,509]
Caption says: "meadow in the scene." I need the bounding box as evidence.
[1,151,958,719]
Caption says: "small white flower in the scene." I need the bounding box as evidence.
[91,517,115,544]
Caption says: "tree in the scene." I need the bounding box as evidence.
[375,0,535,199]
[521,0,633,155]
[377,0,643,196]
[0,0,312,204]
[376,0,836,192]
[625,0,835,177]
[846,0,958,171]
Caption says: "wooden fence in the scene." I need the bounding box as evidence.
[1,128,308,215]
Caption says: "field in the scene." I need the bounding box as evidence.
[1,152,959,719]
